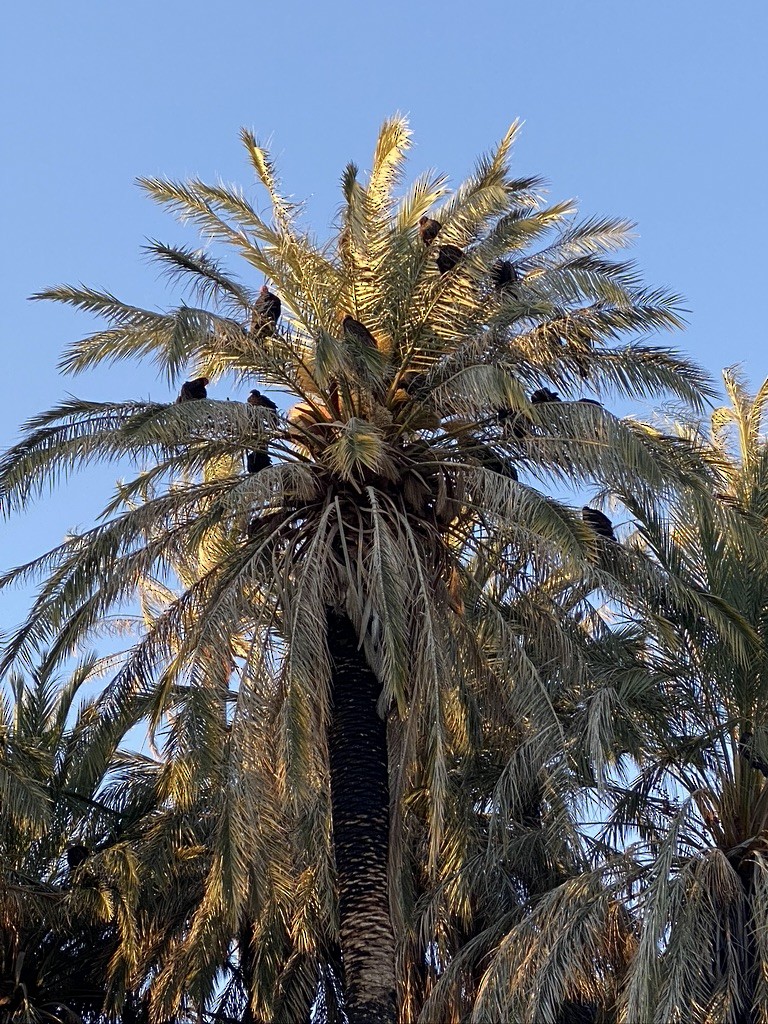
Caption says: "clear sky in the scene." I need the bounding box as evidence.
[1,0,766,635]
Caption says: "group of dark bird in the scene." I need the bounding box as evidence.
[176,373,277,476]
[172,217,618,543]
[418,216,464,274]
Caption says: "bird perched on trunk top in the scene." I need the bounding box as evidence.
[582,506,616,541]
[252,284,281,328]
[418,216,442,245]
[176,376,209,403]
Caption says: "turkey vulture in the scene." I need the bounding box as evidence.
[479,447,518,480]
[554,1000,598,1024]
[418,216,442,245]
[435,244,463,274]
[738,731,768,777]
[342,315,378,350]
[400,370,428,395]
[491,259,519,292]
[66,844,90,869]
[176,377,209,403]
[531,388,561,404]
[247,389,278,415]
[253,285,281,326]
[246,390,277,474]
[246,450,272,474]
[582,506,616,541]
[497,407,531,439]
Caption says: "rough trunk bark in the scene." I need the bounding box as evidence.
[326,609,397,1024]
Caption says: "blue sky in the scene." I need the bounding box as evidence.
[1,0,767,634]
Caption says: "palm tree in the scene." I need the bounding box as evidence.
[0,656,161,1022]
[614,370,768,1024]
[0,118,715,1022]
[463,370,768,1024]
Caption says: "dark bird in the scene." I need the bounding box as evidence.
[486,455,518,481]
[253,284,281,327]
[531,387,561,404]
[66,844,90,869]
[247,389,279,415]
[435,244,463,275]
[491,259,520,292]
[738,731,768,777]
[400,370,428,395]
[342,315,378,350]
[418,216,442,245]
[582,506,616,541]
[554,1000,599,1024]
[497,407,531,439]
[577,398,603,408]
[246,450,272,474]
[246,390,278,475]
[176,376,209,403]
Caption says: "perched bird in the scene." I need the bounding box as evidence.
[486,455,518,481]
[568,327,594,380]
[400,370,427,395]
[66,844,90,869]
[554,1000,599,1024]
[342,315,378,350]
[497,406,531,440]
[491,259,520,293]
[246,450,272,474]
[738,731,768,777]
[435,244,463,275]
[582,506,616,541]
[246,390,278,475]
[247,389,279,415]
[176,376,209,403]
[418,216,442,245]
[531,387,561,404]
[252,285,281,327]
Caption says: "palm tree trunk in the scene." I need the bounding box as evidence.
[326,609,396,1024]
[734,859,759,1024]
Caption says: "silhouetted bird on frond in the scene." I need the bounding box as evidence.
[252,284,281,327]
[247,389,278,415]
[436,244,463,275]
[496,406,531,439]
[491,259,520,293]
[418,216,442,245]
[176,377,209,403]
[246,450,272,474]
[246,389,278,475]
[481,450,518,481]
[582,506,616,541]
[66,844,90,869]
[531,388,561,404]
